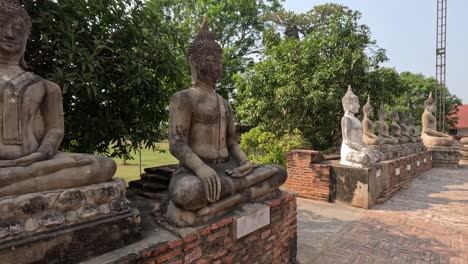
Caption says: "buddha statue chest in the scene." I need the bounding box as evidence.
[188,88,229,160]
[0,75,46,159]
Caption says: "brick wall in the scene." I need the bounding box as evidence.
[114,192,297,264]
[387,151,432,188]
[285,150,331,202]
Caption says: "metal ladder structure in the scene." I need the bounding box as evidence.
[435,0,447,131]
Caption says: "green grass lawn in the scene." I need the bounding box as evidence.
[113,142,178,184]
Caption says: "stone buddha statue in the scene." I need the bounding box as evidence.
[0,0,116,197]
[408,113,421,142]
[377,104,397,144]
[400,112,416,143]
[421,92,454,147]
[165,17,286,226]
[340,86,381,168]
[361,96,380,145]
[390,111,409,143]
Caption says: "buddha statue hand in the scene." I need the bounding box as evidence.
[195,164,221,203]
[226,160,253,178]
[14,152,48,167]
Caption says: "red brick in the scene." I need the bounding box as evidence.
[210,217,233,231]
[183,240,200,251]
[199,226,211,236]
[167,240,182,249]
[156,248,182,264]
[222,254,235,263]
[184,247,202,263]
[182,233,198,243]
[260,230,271,240]
[264,199,281,207]
[195,258,211,264]
[207,227,229,242]
[211,249,228,259]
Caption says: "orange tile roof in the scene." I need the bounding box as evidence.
[455,105,468,128]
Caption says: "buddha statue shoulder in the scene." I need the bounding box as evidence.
[361,96,380,145]
[377,104,397,144]
[390,111,409,143]
[421,92,454,147]
[340,86,381,168]
[164,17,286,227]
[0,0,116,197]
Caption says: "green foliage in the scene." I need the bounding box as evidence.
[240,127,309,166]
[236,4,390,150]
[24,0,187,159]
[148,0,282,99]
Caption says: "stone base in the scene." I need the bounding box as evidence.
[0,180,141,263]
[373,142,425,161]
[330,151,432,209]
[427,146,461,168]
[83,191,297,264]
[460,139,468,166]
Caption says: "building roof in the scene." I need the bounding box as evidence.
[455,105,468,129]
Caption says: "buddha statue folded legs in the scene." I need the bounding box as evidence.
[0,0,116,198]
[164,17,286,227]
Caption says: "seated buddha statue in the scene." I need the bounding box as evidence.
[361,96,380,145]
[390,111,410,143]
[421,92,454,147]
[400,112,417,143]
[340,86,381,168]
[0,0,116,197]
[408,113,421,142]
[377,104,397,144]
[165,17,286,226]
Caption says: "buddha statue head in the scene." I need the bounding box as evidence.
[188,16,223,87]
[363,95,373,117]
[400,112,408,124]
[378,104,387,121]
[424,92,436,113]
[342,85,360,114]
[0,0,31,69]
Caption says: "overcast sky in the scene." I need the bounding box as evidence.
[283,0,468,104]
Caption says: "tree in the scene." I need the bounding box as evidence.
[24,0,187,160]
[147,0,282,99]
[235,4,388,150]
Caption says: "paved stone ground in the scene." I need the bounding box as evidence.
[297,168,468,264]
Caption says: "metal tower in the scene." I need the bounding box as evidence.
[435,0,447,131]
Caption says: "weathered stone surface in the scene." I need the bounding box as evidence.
[233,203,270,239]
[0,0,116,199]
[0,179,130,243]
[0,209,141,264]
[427,146,462,168]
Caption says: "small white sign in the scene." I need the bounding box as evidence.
[234,204,270,239]
[407,164,411,171]
[424,158,427,163]
[396,168,400,176]
[417,160,420,167]
[376,169,381,177]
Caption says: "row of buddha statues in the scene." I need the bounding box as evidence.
[0,1,284,227]
[340,86,456,168]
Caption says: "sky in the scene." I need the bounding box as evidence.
[282,0,468,104]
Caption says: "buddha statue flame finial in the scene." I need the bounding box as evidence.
[0,0,32,31]
[188,15,222,65]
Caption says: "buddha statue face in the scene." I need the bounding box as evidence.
[392,111,399,122]
[191,48,222,86]
[0,3,30,65]
[342,86,360,114]
[378,105,387,121]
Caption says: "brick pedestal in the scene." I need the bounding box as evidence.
[285,150,330,202]
[84,192,297,264]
